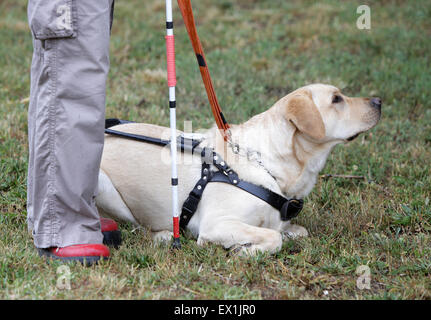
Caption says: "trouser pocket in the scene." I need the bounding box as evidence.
[28,0,77,40]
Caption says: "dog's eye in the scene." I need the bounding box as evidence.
[332,95,343,104]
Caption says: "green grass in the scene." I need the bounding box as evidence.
[1,0,430,299]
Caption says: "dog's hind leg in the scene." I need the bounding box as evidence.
[96,169,139,225]
[197,220,283,255]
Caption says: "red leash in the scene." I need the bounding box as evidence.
[177,0,231,141]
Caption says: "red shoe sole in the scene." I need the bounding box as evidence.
[38,244,110,266]
[38,249,108,266]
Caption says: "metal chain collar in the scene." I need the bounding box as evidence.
[225,129,274,180]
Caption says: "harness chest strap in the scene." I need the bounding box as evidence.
[179,147,304,231]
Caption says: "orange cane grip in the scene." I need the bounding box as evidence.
[165,35,177,87]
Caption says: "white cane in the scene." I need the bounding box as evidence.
[165,0,181,249]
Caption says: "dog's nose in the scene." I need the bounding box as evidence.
[370,97,382,110]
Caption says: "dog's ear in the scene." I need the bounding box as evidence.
[284,91,326,141]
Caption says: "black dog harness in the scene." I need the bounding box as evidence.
[105,119,303,231]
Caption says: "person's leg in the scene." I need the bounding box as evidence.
[27,0,114,249]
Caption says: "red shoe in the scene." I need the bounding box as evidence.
[38,244,110,266]
[101,217,122,249]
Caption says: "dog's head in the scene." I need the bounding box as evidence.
[281,84,381,143]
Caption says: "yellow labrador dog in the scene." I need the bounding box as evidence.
[96,84,381,255]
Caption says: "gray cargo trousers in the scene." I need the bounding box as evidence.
[27,0,115,248]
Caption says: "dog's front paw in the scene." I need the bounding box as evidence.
[228,243,252,257]
[282,224,309,240]
[151,230,173,244]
